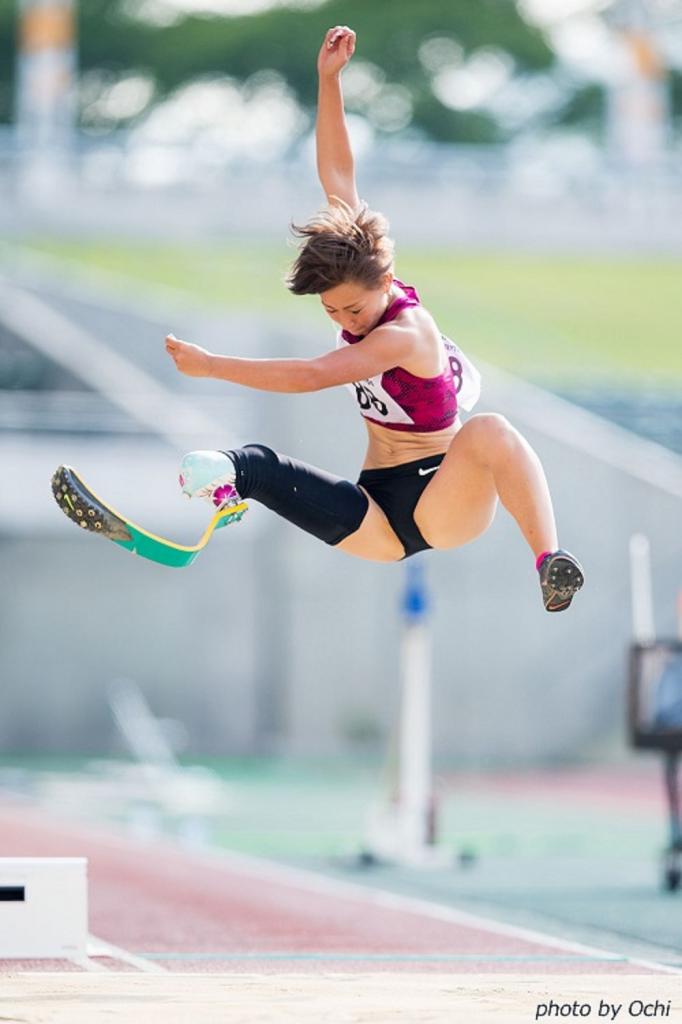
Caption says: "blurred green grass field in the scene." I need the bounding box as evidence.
[0,753,666,862]
[17,239,682,387]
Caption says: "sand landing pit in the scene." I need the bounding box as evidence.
[0,972,680,1023]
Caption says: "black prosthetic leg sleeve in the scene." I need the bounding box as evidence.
[225,444,369,546]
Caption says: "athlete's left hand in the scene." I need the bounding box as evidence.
[165,334,212,377]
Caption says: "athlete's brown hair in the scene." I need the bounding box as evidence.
[286,199,395,295]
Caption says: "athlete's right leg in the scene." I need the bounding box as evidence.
[179,445,405,563]
[413,415,583,611]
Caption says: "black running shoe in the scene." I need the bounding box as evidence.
[538,549,584,613]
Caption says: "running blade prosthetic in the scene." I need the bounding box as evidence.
[538,549,585,612]
[51,465,247,568]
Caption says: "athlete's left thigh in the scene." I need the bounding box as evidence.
[413,425,498,549]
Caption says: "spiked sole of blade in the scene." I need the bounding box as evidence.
[51,465,133,542]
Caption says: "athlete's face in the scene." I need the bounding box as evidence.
[320,277,393,337]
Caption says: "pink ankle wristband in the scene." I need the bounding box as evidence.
[535,550,552,571]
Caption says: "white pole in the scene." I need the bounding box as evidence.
[398,560,433,860]
[16,0,77,198]
[629,533,656,644]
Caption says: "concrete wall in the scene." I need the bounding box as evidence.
[2,158,681,254]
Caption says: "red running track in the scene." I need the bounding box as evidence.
[0,798,670,976]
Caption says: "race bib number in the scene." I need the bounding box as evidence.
[352,381,388,417]
[346,374,416,425]
[442,335,481,412]
[336,331,481,422]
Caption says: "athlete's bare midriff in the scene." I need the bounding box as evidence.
[361,417,462,470]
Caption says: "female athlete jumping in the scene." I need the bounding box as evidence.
[165,26,584,612]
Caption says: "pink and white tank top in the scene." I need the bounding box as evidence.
[336,279,481,433]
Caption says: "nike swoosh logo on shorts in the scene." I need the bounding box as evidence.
[418,466,439,476]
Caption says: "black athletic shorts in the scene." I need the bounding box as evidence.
[357,453,445,559]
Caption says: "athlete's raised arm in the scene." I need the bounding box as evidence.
[316,26,360,212]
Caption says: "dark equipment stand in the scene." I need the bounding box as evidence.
[628,641,682,893]
[663,751,682,891]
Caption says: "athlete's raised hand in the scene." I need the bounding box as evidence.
[317,26,356,79]
[165,334,212,377]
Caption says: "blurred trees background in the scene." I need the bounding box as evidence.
[0,0,14,125]
[0,0,679,144]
